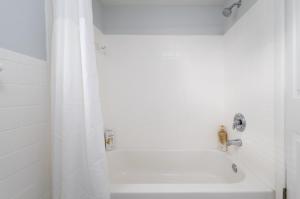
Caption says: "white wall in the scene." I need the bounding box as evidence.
[224,0,276,188]
[96,34,225,150]
[285,0,300,198]
[0,49,50,199]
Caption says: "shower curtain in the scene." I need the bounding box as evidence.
[50,0,109,198]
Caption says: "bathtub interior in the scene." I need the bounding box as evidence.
[107,150,274,199]
[108,150,245,184]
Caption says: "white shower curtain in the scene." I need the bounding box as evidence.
[50,0,109,198]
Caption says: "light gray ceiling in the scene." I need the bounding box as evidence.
[100,0,228,6]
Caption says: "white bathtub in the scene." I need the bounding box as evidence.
[107,150,274,199]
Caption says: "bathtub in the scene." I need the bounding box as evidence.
[107,150,274,199]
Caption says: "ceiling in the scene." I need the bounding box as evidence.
[100,0,228,6]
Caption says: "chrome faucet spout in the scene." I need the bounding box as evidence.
[227,139,243,147]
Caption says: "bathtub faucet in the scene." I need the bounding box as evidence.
[227,139,243,147]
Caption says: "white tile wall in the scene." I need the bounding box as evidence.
[224,0,276,188]
[0,48,50,199]
[96,34,225,150]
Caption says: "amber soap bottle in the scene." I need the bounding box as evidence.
[218,125,228,152]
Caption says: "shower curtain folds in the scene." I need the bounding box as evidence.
[50,0,109,198]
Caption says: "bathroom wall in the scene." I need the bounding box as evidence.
[285,0,300,198]
[0,49,50,199]
[97,34,225,149]
[93,0,104,31]
[0,0,46,60]
[94,0,260,35]
[224,0,276,188]
[102,5,224,34]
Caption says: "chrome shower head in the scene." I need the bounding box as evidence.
[222,0,242,17]
[223,8,232,17]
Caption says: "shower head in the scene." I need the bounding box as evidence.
[223,8,232,17]
[222,0,242,17]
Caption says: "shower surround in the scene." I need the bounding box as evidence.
[95,0,279,198]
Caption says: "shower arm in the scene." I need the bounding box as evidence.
[228,0,242,10]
